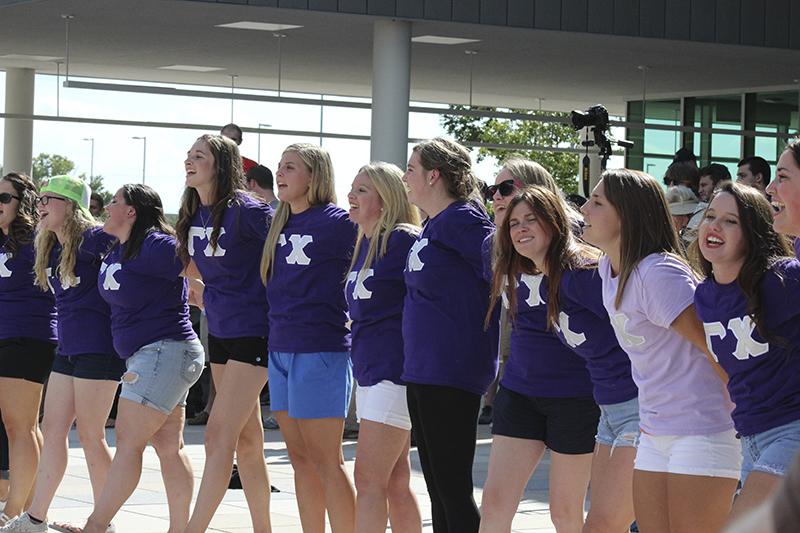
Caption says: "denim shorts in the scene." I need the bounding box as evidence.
[595,396,641,449]
[742,419,800,481]
[268,351,353,419]
[120,338,204,415]
[52,353,127,381]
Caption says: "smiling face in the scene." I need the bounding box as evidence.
[698,192,746,281]
[36,192,71,234]
[347,171,383,236]
[491,168,523,226]
[403,151,433,210]
[0,179,20,234]
[184,139,216,193]
[275,150,312,212]
[580,179,622,255]
[767,150,800,237]
[103,188,136,241]
[508,200,552,266]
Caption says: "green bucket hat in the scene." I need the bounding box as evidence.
[40,175,94,221]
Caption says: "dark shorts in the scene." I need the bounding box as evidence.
[492,385,600,455]
[208,335,268,368]
[52,353,127,381]
[0,337,56,384]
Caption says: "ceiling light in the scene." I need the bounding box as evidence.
[0,54,63,62]
[411,35,480,45]
[158,64,225,72]
[215,21,303,31]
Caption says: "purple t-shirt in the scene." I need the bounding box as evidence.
[267,203,356,353]
[402,201,498,395]
[794,237,800,259]
[47,226,116,356]
[0,234,56,342]
[189,192,273,339]
[345,228,416,386]
[98,232,196,358]
[599,253,734,436]
[696,259,800,436]
[501,272,594,398]
[558,267,638,405]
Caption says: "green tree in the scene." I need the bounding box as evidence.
[441,106,581,193]
[31,153,112,204]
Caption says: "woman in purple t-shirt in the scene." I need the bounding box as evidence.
[345,162,422,532]
[694,182,800,521]
[260,143,357,532]
[177,135,273,533]
[581,169,739,532]
[7,175,125,532]
[0,172,56,524]
[481,185,639,533]
[767,138,800,257]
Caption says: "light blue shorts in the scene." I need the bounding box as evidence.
[268,351,353,419]
[742,418,800,481]
[120,338,204,415]
[595,396,640,449]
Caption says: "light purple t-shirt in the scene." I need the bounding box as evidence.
[599,253,734,436]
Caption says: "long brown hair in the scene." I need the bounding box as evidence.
[176,134,246,266]
[486,186,600,329]
[0,173,38,255]
[601,169,685,308]
[691,181,792,341]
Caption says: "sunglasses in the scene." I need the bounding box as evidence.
[35,195,67,207]
[484,179,517,201]
[0,192,20,204]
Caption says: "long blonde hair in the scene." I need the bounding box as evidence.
[260,143,336,283]
[34,200,96,290]
[348,162,421,276]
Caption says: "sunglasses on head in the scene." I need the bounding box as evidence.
[0,192,20,204]
[484,179,517,201]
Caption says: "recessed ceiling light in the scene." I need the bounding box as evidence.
[0,54,63,62]
[411,35,481,45]
[215,21,303,31]
[158,64,226,72]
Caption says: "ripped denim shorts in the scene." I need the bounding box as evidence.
[595,396,640,449]
[120,338,204,415]
[742,418,800,481]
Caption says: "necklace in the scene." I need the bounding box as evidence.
[198,207,211,231]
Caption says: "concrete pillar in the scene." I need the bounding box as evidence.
[370,20,411,168]
[3,68,35,177]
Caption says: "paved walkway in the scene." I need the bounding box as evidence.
[46,421,558,532]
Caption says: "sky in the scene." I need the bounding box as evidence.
[0,72,507,214]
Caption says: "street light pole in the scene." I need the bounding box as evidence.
[132,136,147,184]
[257,123,272,163]
[82,137,94,179]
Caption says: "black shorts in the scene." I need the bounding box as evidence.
[51,353,127,381]
[208,335,268,368]
[0,337,56,384]
[492,385,599,455]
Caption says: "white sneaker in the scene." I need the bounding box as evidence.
[0,513,46,532]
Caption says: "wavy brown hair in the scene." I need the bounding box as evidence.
[600,169,686,308]
[691,181,791,341]
[486,185,600,329]
[0,173,38,256]
[413,138,484,205]
[176,134,246,266]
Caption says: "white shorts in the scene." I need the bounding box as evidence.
[634,428,742,479]
[355,380,412,431]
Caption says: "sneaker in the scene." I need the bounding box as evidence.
[187,411,209,426]
[263,416,279,430]
[0,515,17,528]
[0,514,42,532]
[478,405,493,425]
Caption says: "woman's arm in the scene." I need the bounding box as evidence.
[671,303,729,384]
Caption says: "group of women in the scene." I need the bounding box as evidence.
[0,131,798,533]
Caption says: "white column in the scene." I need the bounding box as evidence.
[3,68,35,177]
[370,20,411,168]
